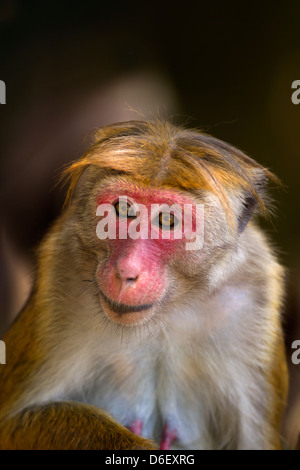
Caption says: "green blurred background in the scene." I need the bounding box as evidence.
[0,0,300,446]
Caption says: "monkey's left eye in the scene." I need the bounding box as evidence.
[157,212,178,230]
[114,201,135,218]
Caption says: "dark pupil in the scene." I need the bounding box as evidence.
[115,202,134,218]
[159,212,175,228]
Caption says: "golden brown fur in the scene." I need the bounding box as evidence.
[0,120,287,449]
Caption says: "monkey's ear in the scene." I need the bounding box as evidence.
[238,172,267,233]
[238,194,258,233]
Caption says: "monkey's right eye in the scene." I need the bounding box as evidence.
[113,201,134,218]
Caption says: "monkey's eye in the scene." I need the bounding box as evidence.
[114,201,135,218]
[158,212,178,230]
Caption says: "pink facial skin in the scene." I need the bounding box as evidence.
[96,184,198,325]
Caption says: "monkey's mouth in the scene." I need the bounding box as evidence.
[100,291,154,316]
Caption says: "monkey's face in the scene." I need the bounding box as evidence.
[93,182,198,325]
[65,122,269,329]
[76,178,230,327]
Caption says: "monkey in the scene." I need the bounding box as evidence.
[0,120,288,450]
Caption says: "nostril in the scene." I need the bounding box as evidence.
[115,270,139,283]
[126,276,138,283]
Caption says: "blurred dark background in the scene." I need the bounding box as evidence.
[0,0,300,447]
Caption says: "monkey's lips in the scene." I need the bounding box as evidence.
[100,291,155,325]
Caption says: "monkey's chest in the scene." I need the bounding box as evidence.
[92,351,211,449]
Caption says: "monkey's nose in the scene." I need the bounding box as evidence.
[115,254,143,286]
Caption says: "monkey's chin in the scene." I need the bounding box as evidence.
[100,292,156,326]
